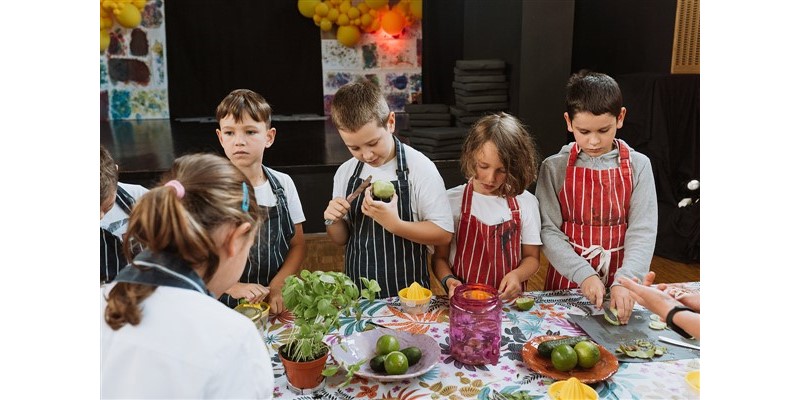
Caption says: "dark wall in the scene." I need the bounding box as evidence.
[421,0,463,106]
[571,0,677,75]
[164,0,323,118]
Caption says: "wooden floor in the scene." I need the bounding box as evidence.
[304,233,700,296]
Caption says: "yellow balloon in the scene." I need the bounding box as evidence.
[297,0,320,18]
[357,2,370,14]
[100,16,113,30]
[132,0,147,10]
[320,18,333,31]
[365,0,388,9]
[101,29,110,52]
[314,2,329,17]
[347,7,360,19]
[410,0,422,19]
[381,9,405,36]
[115,3,141,28]
[361,14,373,26]
[327,8,339,21]
[336,14,350,26]
[337,25,361,47]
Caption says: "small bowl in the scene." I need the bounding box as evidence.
[234,302,270,335]
[397,286,432,314]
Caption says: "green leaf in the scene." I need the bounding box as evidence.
[322,366,339,376]
[319,273,335,284]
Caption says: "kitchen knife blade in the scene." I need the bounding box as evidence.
[658,335,700,351]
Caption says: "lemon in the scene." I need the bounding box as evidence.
[375,334,400,355]
[574,341,601,369]
[515,297,535,311]
[384,351,409,375]
[551,344,578,372]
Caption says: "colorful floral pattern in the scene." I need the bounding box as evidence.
[269,284,700,399]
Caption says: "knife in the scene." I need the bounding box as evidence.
[324,175,373,226]
[658,335,700,351]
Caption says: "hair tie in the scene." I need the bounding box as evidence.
[241,182,250,212]
[164,180,185,199]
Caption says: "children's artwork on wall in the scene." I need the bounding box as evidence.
[320,7,422,115]
[100,0,169,121]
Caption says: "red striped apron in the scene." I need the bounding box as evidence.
[545,140,633,290]
[452,180,523,290]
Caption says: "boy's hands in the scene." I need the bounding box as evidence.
[445,277,462,298]
[361,187,399,229]
[609,285,635,324]
[226,282,270,304]
[580,275,605,309]
[324,196,352,225]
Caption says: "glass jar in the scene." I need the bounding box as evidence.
[449,283,502,365]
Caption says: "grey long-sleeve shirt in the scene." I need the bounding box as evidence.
[535,140,657,287]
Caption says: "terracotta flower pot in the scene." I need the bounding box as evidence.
[278,344,329,389]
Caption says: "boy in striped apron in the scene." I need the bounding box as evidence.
[215,89,307,314]
[325,80,454,298]
[101,145,148,284]
[536,71,657,325]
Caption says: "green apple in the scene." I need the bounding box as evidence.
[372,180,395,201]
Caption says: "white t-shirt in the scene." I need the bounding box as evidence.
[254,167,306,224]
[100,284,274,399]
[332,143,454,234]
[445,184,543,265]
[100,182,149,239]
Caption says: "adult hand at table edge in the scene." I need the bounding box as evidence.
[618,277,680,320]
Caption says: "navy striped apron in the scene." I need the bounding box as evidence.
[220,166,295,308]
[100,185,136,284]
[345,136,428,298]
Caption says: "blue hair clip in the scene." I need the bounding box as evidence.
[241,182,250,212]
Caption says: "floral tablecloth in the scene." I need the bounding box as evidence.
[264,283,700,400]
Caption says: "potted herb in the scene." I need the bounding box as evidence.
[279,270,381,389]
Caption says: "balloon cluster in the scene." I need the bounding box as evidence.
[298,0,422,47]
[100,0,148,52]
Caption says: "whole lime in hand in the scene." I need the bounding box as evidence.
[515,297,535,311]
[384,351,409,375]
[375,334,400,356]
[400,346,422,366]
[372,180,395,201]
[550,343,578,372]
[574,341,601,369]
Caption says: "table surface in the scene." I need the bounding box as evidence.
[263,283,700,399]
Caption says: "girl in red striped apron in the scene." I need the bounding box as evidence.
[536,71,658,325]
[433,113,542,301]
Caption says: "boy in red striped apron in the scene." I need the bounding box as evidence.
[536,71,657,325]
[324,79,454,298]
[432,113,542,301]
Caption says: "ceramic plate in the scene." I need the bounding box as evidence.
[521,335,619,384]
[330,327,441,382]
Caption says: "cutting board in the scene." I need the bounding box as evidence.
[569,310,700,363]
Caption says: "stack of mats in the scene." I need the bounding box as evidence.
[450,59,509,127]
[405,103,452,127]
[401,126,468,160]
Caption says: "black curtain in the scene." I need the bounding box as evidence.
[164,0,323,118]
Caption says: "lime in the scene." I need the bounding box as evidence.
[375,334,400,356]
[515,297,535,311]
[400,346,422,366]
[550,344,578,372]
[369,354,387,373]
[384,351,409,375]
[372,180,395,200]
[574,341,601,369]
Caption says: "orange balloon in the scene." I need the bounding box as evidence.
[381,9,404,36]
